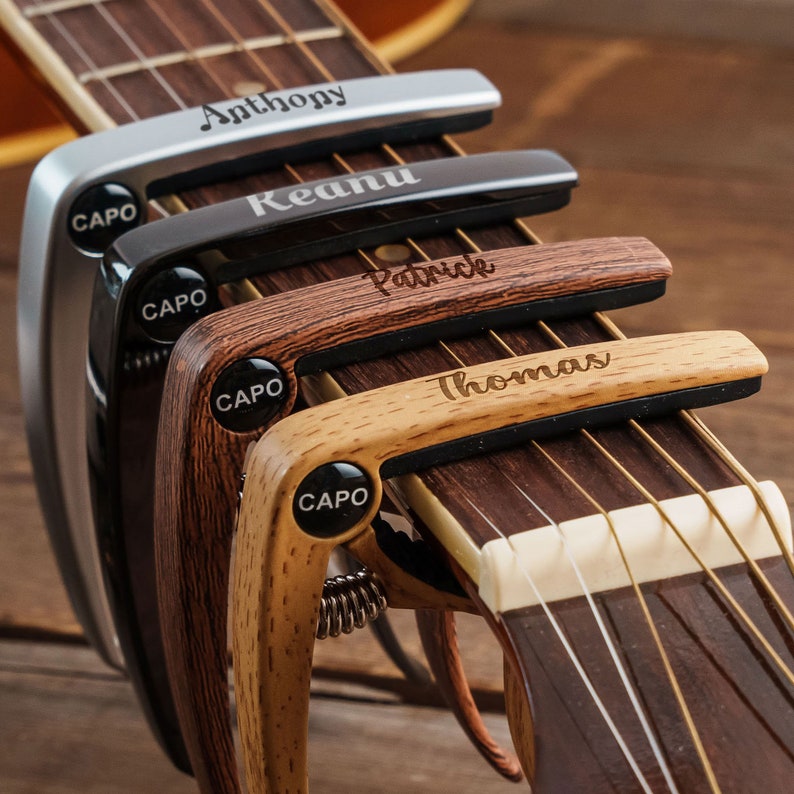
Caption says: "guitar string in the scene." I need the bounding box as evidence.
[593,312,794,578]
[462,495,657,794]
[499,474,684,794]
[27,0,140,121]
[529,320,794,681]
[447,335,789,783]
[438,295,794,774]
[528,442,721,792]
[443,324,788,786]
[533,319,794,633]
[432,340,696,792]
[579,428,794,687]
[626,419,794,626]
[87,0,189,108]
[681,409,794,571]
[140,0,245,100]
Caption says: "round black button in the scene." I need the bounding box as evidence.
[210,358,288,432]
[293,462,374,538]
[136,266,216,343]
[67,182,142,255]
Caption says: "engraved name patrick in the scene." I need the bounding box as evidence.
[363,255,495,297]
[430,353,612,401]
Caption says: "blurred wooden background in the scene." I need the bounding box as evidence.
[1,2,792,791]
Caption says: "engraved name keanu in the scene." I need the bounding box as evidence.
[246,167,421,217]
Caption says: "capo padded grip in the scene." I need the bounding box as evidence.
[232,330,766,791]
[156,237,670,790]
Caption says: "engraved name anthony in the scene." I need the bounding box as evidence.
[363,254,495,297]
[200,85,346,132]
[430,352,612,401]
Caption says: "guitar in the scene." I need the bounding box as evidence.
[2,0,791,790]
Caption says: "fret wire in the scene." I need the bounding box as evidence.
[139,0,231,98]
[579,427,794,688]
[627,418,794,629]
[189,0,287,90]
[88,0,188,109]
[314,0,396,76]
[502,472,682,794]
[530,441,720,794]
[74,30,340,84]
[255,0,334,82]
[27,0,139,121]
[464,496,656,794]
[258,0,476,173]
[22,0,113,18]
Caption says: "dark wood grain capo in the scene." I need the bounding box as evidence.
[155,236,671,792]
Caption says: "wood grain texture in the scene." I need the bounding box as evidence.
[233,459,383,794]
[232,329,768,792]
[155,234,670,792]
[0,2,791,792]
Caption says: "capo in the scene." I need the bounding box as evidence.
[230,330,775,792]
[18,68,500,676]
[86,148,577,769]
[155,236,670,791]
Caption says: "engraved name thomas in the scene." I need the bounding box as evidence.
[430,352,612,401]
[246,167,421,217]
[363,254,495,297]
[200,85,346,131]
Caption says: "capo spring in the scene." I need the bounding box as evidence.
[123,346,171,374]
[317,569,388,640]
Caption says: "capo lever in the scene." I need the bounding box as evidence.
[155,236,670,792]
[231,330,769,792]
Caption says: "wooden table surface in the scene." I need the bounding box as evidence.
[1,13,792,794]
